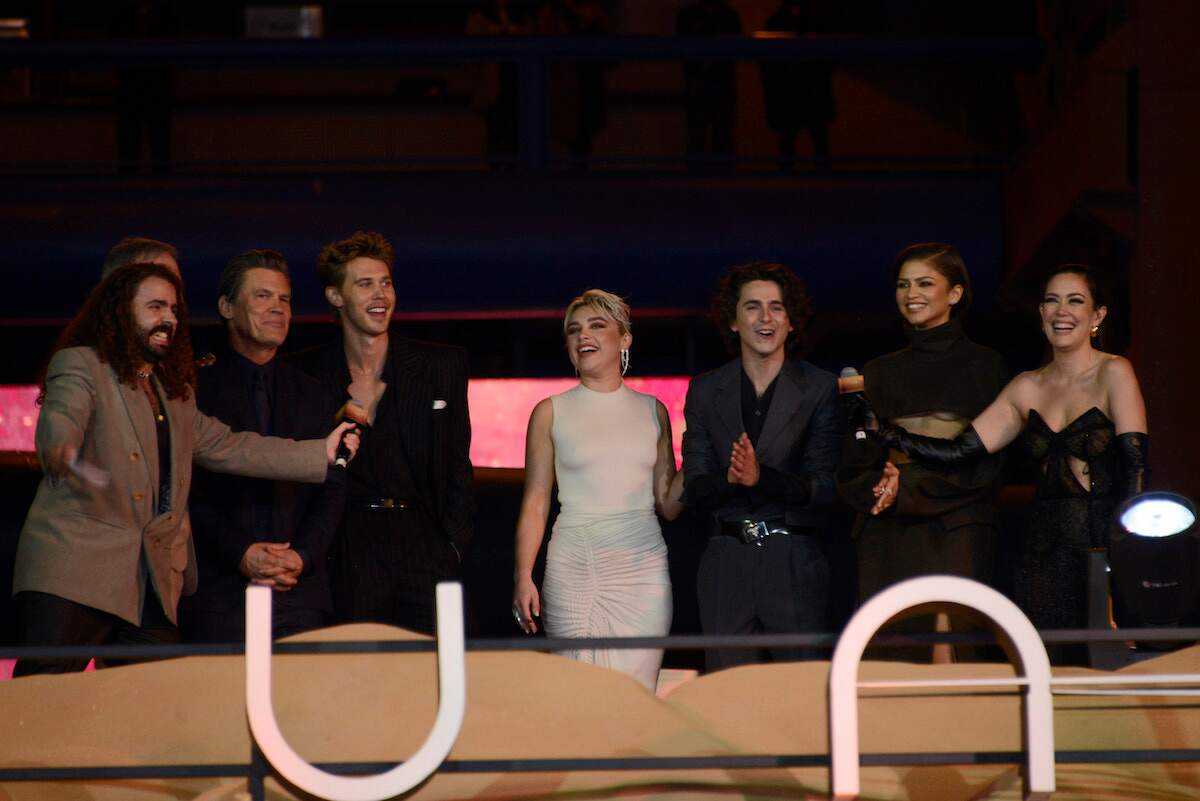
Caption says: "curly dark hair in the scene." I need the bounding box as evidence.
[710,261,812,355]
[316,231,394,317]
[41,263,196,403]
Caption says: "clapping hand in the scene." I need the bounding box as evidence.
[727,433,760,487]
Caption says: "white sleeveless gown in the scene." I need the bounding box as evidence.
[542,383,672,690]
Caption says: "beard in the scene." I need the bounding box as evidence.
[140,322,175,363]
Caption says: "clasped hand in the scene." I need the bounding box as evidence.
[241,542,303,591]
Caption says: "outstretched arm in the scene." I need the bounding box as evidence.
[513,398,554,634]
[35,349,97,483]
[875,377,1027,466]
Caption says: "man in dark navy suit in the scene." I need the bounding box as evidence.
[290,231,473,635]
[683,262,842,671]
[179,249,347,642]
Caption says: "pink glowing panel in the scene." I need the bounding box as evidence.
[0,385,41,451]
[467,378,689,469]
[0,658,94,681]
[0,379,692,470]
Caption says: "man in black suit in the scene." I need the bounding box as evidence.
[682,261,841,671]
[179,249,347,642]
[290,231,473,635]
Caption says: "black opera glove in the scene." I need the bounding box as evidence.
[1115,431,1150,496]
[842,389,868,431]
[870,423,988,468]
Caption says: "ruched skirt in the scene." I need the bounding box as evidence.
[542,510,672,690]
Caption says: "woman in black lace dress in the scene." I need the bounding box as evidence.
[875,265,1149,665]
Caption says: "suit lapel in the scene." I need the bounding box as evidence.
[117,374,156,495]
[157,376,184,511]
[755,361,812,466]
[714,360,743,461]
[385,338,431,501]
[213,357,256,432]
[272,363,299,437]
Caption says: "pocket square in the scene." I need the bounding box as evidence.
[432,399,448,410]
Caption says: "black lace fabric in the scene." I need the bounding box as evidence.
[1018,407,1118,665]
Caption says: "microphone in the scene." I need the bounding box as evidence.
[837,368,864,395]
[839,367,871,441]
[333,399,369,469]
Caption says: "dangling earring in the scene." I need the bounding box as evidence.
[620,349,630,376]
[1090,324,1100,339]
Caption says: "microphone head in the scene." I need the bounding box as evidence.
[837,367,864,395]
[338,399,371,427]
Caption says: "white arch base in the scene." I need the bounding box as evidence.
[829,576,1055,800]
[244,582,466,801]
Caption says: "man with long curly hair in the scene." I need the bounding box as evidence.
[12,263,358,677]
[682,261,842,671]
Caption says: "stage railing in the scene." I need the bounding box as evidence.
[3,577,1200,800]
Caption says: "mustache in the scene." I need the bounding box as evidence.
[149,322,175,338]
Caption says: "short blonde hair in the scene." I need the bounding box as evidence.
[563,289,631,336]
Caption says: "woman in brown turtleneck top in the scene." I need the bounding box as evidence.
[837,243,1007,661]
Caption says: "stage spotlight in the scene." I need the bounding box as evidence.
[1109,492,1199,639]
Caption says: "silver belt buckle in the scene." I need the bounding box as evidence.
[367,498,406,510]
[741,519,769,547]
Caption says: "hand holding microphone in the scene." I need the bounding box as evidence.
[328,399,369,468]
[839,367,873,441]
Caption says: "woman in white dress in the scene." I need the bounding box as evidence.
[512,289,684,690]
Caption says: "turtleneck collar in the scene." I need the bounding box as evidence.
[903,317,964,355]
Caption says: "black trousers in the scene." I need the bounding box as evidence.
[179,601,329,644]
[696,532,830,671]
[13,589,179,677]
[331,507,462,636]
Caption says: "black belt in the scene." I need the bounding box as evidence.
[717,518,791,546]
[352,497,410,511]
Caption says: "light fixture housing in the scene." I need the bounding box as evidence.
[1110,492,1199,633]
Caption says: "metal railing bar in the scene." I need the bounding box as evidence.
[6,749,1200,783]
[3,628,1196,660]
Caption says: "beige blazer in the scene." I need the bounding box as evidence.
[14,347,328,626]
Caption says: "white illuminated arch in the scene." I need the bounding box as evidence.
[829,576,1055,800]
[244,582,466,801]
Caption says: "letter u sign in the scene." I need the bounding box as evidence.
[243,583,467,801]
[828,576,1055,800]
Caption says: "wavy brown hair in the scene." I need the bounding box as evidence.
[316,230,394,318]
[40,263,196,404]
[710,261,812,355]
